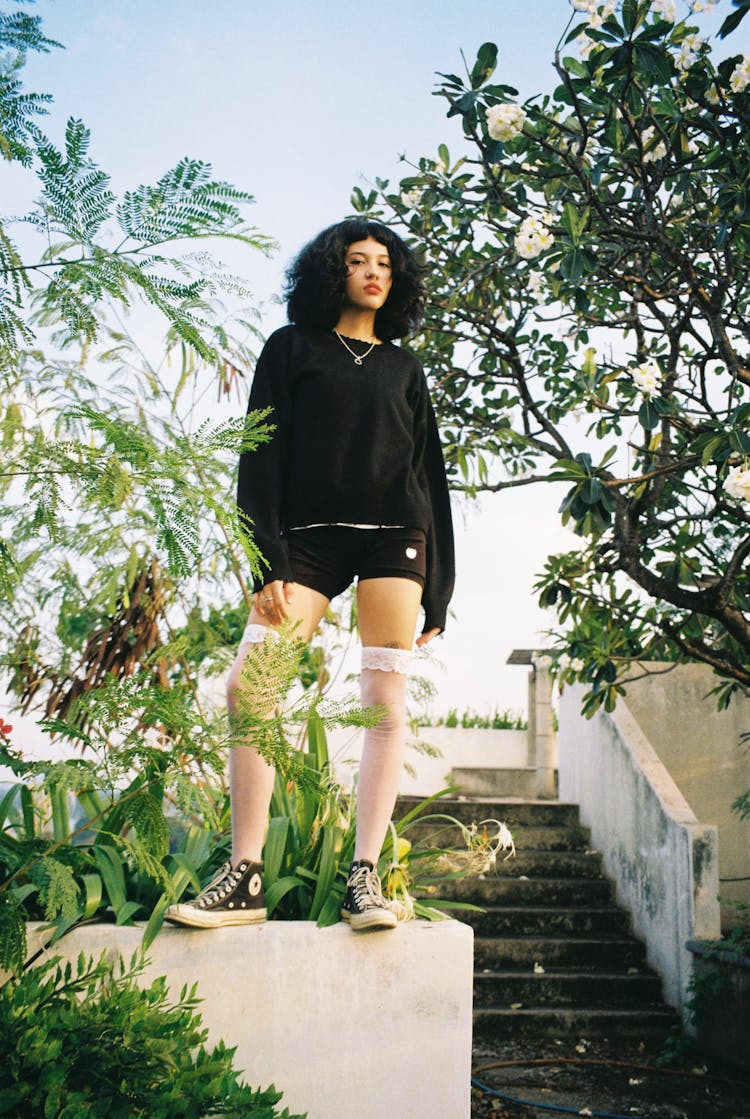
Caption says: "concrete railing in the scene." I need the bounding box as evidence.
[558,683,721,1012]
[22,919,474,1119]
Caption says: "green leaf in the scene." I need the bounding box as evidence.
[264,874,305,916]
[263,816,290,883]
[562,55,588,78]
[92,845,127,914]
[309,825,341,922]
[80,874,103,920]
[719,0,750,38]
[580,478,603,506]
[638,399,660,430]
[470,42,498,89]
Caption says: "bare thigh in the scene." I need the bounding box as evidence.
[356,577,423,650]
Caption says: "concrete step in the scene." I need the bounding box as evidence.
[424,792,679,1042]
[473,1005,677,1040]
[462,906,631,938]
[474,936,648,971]
[474,970,664,1009]
[448,850,605,878]
[451,766,554,798]
[397,796,580,828]
[407,821,592,851]
[427,876,614,906]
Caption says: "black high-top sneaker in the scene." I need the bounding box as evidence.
[165,859,266,928]
[341,859,398,931]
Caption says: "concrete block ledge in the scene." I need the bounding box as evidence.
[32,919,474,1119]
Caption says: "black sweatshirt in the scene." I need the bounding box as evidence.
[237,325,455,633]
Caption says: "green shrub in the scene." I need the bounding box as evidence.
[417,707,527,730]
[0,951,305,1118]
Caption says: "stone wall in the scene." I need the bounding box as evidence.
[559,683,721,1011]
[24,919,474,1119]
[616,663,750,925]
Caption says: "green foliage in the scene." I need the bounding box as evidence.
[360,0,750,712]
[0,19,275,363]
[0,951,306,1118]
[418,707,527,730]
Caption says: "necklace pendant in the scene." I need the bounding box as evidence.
[354,356,364,365]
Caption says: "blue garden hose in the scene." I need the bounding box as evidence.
[471,1074,645,1119]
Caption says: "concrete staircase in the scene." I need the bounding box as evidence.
[397,794,678,1041]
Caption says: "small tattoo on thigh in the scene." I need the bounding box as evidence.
[384,640,404,649]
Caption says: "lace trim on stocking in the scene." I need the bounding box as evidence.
[361,646,412,674]
[240,623,278,646]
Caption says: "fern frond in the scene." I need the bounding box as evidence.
[116,158,260,246]
[0,891,27,974]
[36,758,99,796]
[34,119,115,242]
[0,40,52,165]
[233,628,305,717]
[172,772,222,831]
[118,834,171,890]
[0,11,62,54]
[28,856,80,922]
[0,223,30,303]
[124,791,170,861]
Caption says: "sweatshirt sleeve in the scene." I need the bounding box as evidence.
[413,366,455,633]
[237,329,296,592]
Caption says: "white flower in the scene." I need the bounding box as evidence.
[675,34,704,72]
[575,30,596,59]
[532,652,553,670]
[570,0,615,20]
[514,215,555,260]
[631,360,662,397]
[723,464,750,504]
[705,83,722,105]
[651,0,677,21]
[400,187,421,209]
[729,55,750,94]
[691,0,720,10]
[641,126,667,163]
[486,103,526,143]
[571,657,585,673]
[527,271,546,298]
[494,308,511,329]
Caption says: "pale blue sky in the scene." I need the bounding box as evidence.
[6,0,748,721]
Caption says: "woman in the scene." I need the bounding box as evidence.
[166,220,454,932]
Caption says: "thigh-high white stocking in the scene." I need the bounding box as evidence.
[227,624,279,865]
[354,646,411,864]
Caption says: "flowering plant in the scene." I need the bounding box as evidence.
[354,0,750,709]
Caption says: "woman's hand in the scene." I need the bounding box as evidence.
[253,580,295,626]
[416,627,441,648]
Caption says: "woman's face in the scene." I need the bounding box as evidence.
[342,237,393,313]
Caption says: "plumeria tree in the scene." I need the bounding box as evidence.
[355,0,750,712]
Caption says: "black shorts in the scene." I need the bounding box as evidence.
[285,526,426,602]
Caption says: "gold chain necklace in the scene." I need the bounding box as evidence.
[333,329,377,365]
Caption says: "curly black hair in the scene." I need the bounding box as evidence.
[284,219,424,341]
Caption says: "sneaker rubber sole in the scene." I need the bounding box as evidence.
[340,906,398,931]
[164,903,267,929]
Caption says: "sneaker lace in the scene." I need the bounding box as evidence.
[197,862,242,907]
[350,865,389,911]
